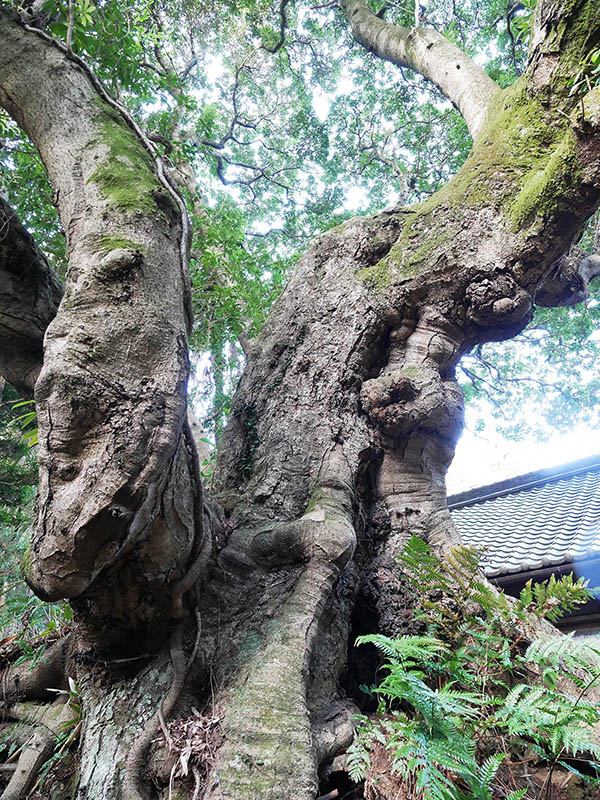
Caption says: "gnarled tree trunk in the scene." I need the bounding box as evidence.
[1,0,600,798]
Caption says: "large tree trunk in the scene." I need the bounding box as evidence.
[201,4,600,792]
[0,10,211,797]
[1,0,600,798]
[0,195,63,396]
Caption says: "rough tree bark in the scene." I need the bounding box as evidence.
[0,11,212,797]
[0,195,63,396]
[1,0,600,798]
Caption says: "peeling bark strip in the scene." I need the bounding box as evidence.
[0,8,209,643]
[0,196,62,395]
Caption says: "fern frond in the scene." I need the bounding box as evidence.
[478,752,505,785]
[347,738,370,783]
[505,789,527,800]
[356,633,447,663]
[558,761,600,786]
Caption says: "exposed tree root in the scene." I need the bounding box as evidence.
[171,419,212,620]
[0,698,76,800]
[313,700,361,766]
[123,613,203,800]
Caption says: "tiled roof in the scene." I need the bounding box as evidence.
[448,455,600,578]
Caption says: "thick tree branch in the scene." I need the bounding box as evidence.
[262,0,291,53]
[0,9,208,644]
[0,196,63,396]
[341,0,500,138]
[535,250,600,307]
[1,636,68,703]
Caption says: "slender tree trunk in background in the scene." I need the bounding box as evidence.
[1,0,600,798]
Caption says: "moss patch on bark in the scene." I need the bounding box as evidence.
[508,127,581,228]
[94,234,145,254]
[358,74,587,294]
[88,114,162,214]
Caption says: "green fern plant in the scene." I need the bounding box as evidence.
[352,535,600,800]
[10,399,38,448]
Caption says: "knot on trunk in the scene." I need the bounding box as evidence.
[96,246,143,283]
[251,501,356,569]
[465,275,532,332]
[360,367,463,439]
[251,471,356,569]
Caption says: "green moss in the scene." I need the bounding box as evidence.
[355,83,558,291]
[358,68,587,294]
[356,261,394,290]
[550,0,600,92]
[304,488,325,514]
[358,214,451,291]
[94,234,145,254]
[449,81,560,210]
[400,365,421,378]
[400,82,571,235]
[225,637,308,792]
[304,487,349,525]
[87,114,162,214]
[508,128,581,229]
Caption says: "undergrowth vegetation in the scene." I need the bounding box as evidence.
[0,385,69,643]
[349,537,600,800]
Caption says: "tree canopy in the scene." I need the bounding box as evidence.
[2,0,599,441]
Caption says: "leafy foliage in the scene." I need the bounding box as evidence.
[352,536,600,800]
[0,385,37,631]
[568,47,600,99]
[11,400,38,448]
[3,0,585,441]
[0,385,68,642]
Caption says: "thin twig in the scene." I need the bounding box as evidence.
[66,0,74,52]
[191,766,202,800]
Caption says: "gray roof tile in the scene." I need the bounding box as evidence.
[448,455,600,578]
